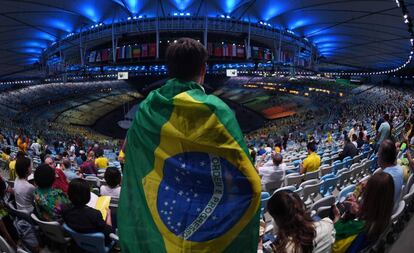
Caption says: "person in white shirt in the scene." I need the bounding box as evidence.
[14,156,35,212]
[100,167,121,199]
[259,153,286,185]
[267,190,335,253]
[30,141,41,156]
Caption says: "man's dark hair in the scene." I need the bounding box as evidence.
[15,156,31,179]
[352,134,358,141]
[306,142,316,152]
[62,159,71,169]
[96,149,104,157]
[379,139,397,165]
[34,164,55,189]
[104,167,121,188]
[16,151,25,159]
[272,153,283,166]
[384,113,390,122]
[68,179,90,207]
[166,38,208,81]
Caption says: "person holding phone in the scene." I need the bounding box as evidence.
[331,172,394,253]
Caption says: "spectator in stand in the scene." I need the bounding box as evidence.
[30,140,41,156]
[338,137,358,161]
[63,179,113,245]
[9,152,25,181]
[299,143,321,174]
[348,124,357,140]
[376,113,391,150]
[45,156,68,194]
[17,136,29,153]
[80,152,98,175]
[76,150,85,166]
[14,156,35,212]
[356,131,364,149]
[351,134,358,148]
[267,190,335,253]
[378,139,404,208]
[0,147,10,161]
[100,167,121,199]
[95,149,109,170]
[259,153,286,186]
[62,159,81,181]
[332,172,394,252]
[33,164,70,222]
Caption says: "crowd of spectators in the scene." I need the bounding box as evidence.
[0,79,413,252]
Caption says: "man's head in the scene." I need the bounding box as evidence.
[306,142,316,153]
[166,38,208,83]
[44,156,56,169]
[272,153,283,166]
[384,113,390,122]
[62,159,71,170]
[378,139,397,168]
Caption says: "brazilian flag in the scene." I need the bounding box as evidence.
[119,78,261,253]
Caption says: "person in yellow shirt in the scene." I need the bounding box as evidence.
[327,132,333,144]
[95,150,109,169]
[300,143,321,174]
[17,136,29,153]
[0,147,10,161]
[118,139,126,172]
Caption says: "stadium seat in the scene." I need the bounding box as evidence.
[260,192,271,218]
[309,195,336,215]
[273,186,296,195]
[0,235,28,253]
[63,224,118,253]
[337,184,356,202]
[304,170,319,181]
[320,165,333,177]
[404,174,414,196]
[301,181,322,206]
[285,173,304,187]
[320,174,338,196]
[30,214,71,246]
[342,156,353,169]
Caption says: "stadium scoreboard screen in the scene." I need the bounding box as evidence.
[226,69,238,77]
[118,72,129,80]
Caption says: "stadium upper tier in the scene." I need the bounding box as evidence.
[0,0,413,79]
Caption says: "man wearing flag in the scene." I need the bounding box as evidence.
[118,38,261,253]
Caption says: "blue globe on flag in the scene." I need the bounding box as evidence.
[157,152,253,242]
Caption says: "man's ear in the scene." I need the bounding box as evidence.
[199,64,206,84]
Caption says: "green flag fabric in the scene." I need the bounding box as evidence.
[118,78,261,253]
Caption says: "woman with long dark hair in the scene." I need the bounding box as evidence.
[332,172,394,253]
[267,190,335,253]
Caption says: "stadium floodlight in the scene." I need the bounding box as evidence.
[174,13,178,16]
[138,15,143,19]
[405,19,409,24]
[226,15,231,19]
[180,13,184,16]
[405,14,409,19]
[186,13,191,16]
[127,17,132,20]
[133,16,137,19]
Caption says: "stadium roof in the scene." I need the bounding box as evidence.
[0,0,413,77]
